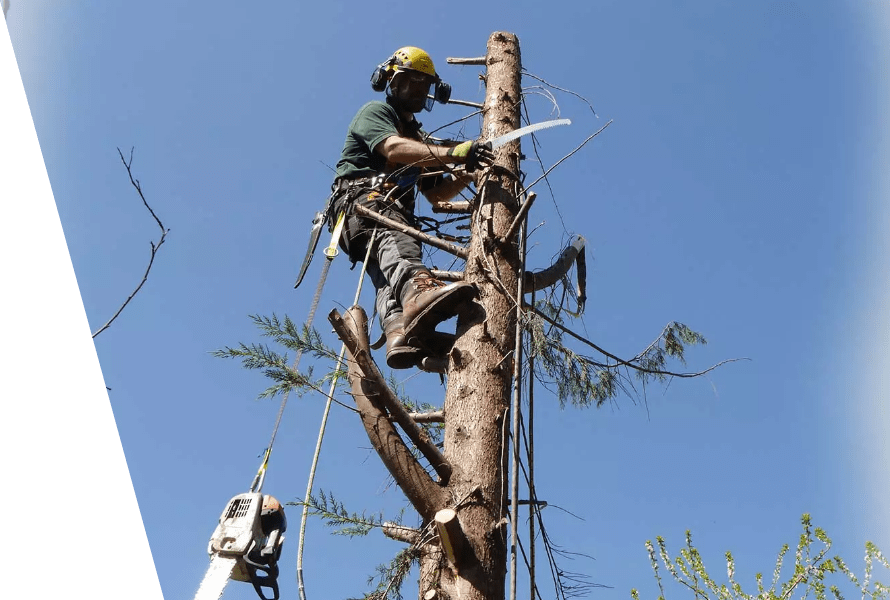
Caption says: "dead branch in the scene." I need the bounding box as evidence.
[500,192,537,244]
[444,98,485,109]
[430,200,472,214]
[430,270,465,282]
[446,56,486,65]
[91,148,170,338]
[409,411,445,423]
[329,306,450,522]
[521,71,599,117]
[523,234,586,306]
[383,522,422,544]
[353,203,468,259]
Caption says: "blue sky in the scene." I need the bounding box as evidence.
[3,2,889,599]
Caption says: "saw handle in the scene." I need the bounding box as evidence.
[242,550,281,600]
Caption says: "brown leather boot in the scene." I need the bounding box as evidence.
[400,271,477,341]
[384,315,424,369]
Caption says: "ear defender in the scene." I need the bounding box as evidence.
[434,81,452,105]
[370,56,396,92]
[370,64,389,92]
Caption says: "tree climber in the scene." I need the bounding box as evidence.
[330,46,494,370]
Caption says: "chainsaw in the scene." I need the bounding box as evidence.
[204,492,287,600]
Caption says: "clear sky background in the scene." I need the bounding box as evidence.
[3,2,889,600]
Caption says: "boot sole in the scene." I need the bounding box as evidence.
[403,285,477,342]
[386,331,457,370]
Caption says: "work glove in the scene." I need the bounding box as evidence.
[447,140,495,172]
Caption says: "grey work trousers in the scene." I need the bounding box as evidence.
[332,187,425,328]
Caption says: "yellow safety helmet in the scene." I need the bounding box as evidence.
[390,46,438,79]
[370,46,451,109]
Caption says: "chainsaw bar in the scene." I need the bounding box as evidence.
[194,555,236,600]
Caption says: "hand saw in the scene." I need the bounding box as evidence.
[487,118,571,149]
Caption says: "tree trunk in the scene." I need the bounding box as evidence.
[329,32,524,600]
[438,31,523,600]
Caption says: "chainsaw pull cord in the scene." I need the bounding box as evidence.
[298,194,392,600]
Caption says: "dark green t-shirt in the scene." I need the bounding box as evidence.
[334,99,425,184]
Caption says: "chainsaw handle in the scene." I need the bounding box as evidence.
[242,554,281,600]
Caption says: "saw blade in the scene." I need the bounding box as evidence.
[194,555,237,600]
[488,118,572,149]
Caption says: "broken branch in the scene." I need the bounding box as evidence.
[329,307,451,521]
[353,203,468,259]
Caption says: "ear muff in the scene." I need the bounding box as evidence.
[434,81,452,105]
[370,57,395,92]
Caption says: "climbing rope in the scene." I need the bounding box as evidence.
[296,220,381,600]
[248,229,335,494]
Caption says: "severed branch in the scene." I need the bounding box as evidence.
[332,306,451,481]
[446,56,486,65]
[430,200,472,214]
[330,306,451,522]
[524,233,587,317]
[383,522,422,544]
[409,411,445,424]
[92,148,170,338]
[353,203,468,259]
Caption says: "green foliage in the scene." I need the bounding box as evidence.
[526,299,708,408]
[211,313,345,399]
[291,489,402,538]
[631,515,889,600]
[292,490,418,600]
[352,547,419,600]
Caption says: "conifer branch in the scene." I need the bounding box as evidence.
[290,490,394,538]
[526,301,742,407]
[210,316,357,408]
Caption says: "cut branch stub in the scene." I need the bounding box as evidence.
[435,508,468,569]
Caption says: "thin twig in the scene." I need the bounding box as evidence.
[522,71,599,117]
[525,120,613,192]
[92,148,170,338]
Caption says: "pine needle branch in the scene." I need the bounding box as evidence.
[525,299,742,408]
[290,490,399,538]
[211,314,351,402]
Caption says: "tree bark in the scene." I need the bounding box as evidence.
[326,32,524,600]
[439,31,523,600]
